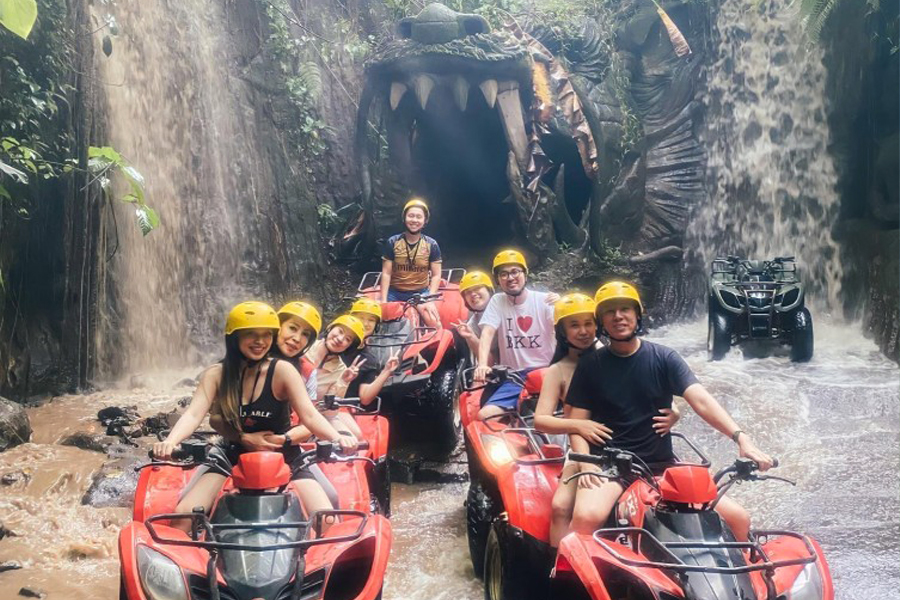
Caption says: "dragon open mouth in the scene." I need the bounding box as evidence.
[356,3,595,260]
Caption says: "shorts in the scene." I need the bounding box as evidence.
[387,287,429,302]
[204,439,315,481]
[482,368,534,410]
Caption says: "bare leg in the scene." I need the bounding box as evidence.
[550,461,579,547]
[477,403,507,420]
[172,472,227,533]
[294,479,338,535]
[335,412,363,440]
[569,479,624,535]
[715,496,751,542]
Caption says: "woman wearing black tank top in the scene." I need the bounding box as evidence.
[153,302,356,533]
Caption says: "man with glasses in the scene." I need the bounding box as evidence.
[474,250,557,419]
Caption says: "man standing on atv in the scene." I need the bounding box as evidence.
[380,197,442,328]
[474,250,558,420]
[565,281,774,542]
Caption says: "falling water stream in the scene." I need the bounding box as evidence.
[0,317,895,599]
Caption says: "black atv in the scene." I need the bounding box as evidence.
[708,255,813,362]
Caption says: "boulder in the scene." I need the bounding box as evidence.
[60,432,111,453]
[0,397,31,452]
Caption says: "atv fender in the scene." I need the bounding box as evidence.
[556,533,683,599]
[313,515,393,600]
[134,464,200,522]
[119,522,213,600]
[495,459,560,542]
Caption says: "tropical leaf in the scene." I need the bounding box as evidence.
[88,145,124,163]
[298,60,322,100]
[135,206,159,236]
[651,0,692,57]
[0,158,28,184]
[0,0,38,40]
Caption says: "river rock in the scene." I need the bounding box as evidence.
[0,521,16,539]
[97,406,139,425]
[0,560,22,573]
[82,452,143,508]
[0,397,31,452]
[18,587,46,599]
[0,469,30,486]
[60,432,111,453]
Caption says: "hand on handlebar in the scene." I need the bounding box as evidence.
[474,365,491,383]
[334,434,358,453]
[152,440,179,460]
[576,463,606,489]
[737,435,774,471]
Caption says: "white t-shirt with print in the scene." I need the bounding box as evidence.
[479,290,556,371]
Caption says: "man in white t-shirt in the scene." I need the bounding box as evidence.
[474,249,558,419]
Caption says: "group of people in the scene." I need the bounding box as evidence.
[153,195,774,551]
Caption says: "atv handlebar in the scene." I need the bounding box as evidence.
[461,365,527,391]
[144,439,371,470]
[319,394,381,415]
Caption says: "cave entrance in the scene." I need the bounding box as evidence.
[409,92,517,266]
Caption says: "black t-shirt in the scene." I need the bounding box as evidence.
[344,348,382,398]
[565,340,699,464]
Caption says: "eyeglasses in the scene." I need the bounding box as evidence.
[497,269,524,280]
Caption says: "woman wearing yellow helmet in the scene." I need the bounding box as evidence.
[380,197,443,327]
[532,294,680,548]
[271,301,322,400]
[348,298,401,408]
[151,302,356,533]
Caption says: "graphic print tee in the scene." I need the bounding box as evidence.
[479,290,555,370]
[382,234,442,291]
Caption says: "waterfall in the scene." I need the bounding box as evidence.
[91,1,265,376]
[694,0,843,310]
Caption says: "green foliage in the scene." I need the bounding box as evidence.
[798,0,887,43]
[87,146,158,236]
[0,0,38,39]
[608,54,642,158]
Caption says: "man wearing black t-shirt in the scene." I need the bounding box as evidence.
[564,282,774,542]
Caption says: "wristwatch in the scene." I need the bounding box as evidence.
[731,430,744,443]
[282,432,292,450]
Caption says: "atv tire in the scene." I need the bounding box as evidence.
[484,522,528,600]
[429,366,461,454]
[369,458,392,517]
[790,307,814,362]
[708,311,732,361]
[466,480,497,579]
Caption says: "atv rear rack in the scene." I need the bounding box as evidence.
[592,526,818,575]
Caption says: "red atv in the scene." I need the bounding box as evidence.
[292,394,392,516]
[548,446,833,600]
[355,269,469,452]
[459,366,552,579]
[119,440,392,600]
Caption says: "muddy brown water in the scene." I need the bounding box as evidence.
[0,318,896,599]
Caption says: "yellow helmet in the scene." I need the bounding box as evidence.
[225,301,280,335]
[402,197,430,219]
[554,293,597,325]
[492,249,528,273]
[327,314,366,348]
[459,271,494,294]
[277,301,323,336]
[350,297,382,321]
[594,281,644,316]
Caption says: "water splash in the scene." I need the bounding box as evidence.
[695,0,843,310]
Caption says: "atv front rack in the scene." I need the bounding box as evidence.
[145,509,368,551]
[592,526,818,575]
[365,326,437,347]
[357,268,466,292]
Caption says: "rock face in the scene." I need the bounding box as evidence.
[0,397,31,452]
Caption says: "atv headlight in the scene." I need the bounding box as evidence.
[137,545,189,600]
[715,287,744,311]
[480,434,513,467]
[788,562,824,600]
[775,286,802,310]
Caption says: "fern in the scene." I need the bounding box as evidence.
[298,60,322,101]
[798,0,837,43]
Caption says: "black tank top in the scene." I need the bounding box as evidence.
[240,359,291,434]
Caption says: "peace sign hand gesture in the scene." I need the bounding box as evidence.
[341,355,367,384]
[382,351,400,375]
[454,320,475,341]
